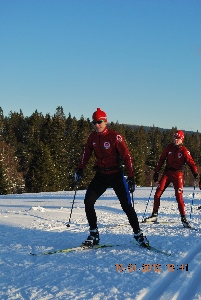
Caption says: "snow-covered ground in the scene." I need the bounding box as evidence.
[0,186,201,300]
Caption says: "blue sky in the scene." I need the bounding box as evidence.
[0,0,201,132]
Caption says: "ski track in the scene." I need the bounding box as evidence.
[138,242,201,300]
[0,187,201,299]
[97,202,201,300]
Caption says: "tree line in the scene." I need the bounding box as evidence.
[0,106,200,194]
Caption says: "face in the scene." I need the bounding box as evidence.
[92,120,107,133]
[174,138,183,146]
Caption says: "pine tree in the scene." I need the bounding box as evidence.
[0,106,200,190]
[0,162,7,194]
[124,126,148,186]
[48,106,68,190]
[0,141,25,193]
[25,142,58,192]
[146,127,163,185]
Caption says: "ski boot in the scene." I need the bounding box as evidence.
[134,229,149,247]
[83,228,100,247]
[142,211,158,223]
[181,216,191,228]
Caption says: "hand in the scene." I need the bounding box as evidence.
[153,172,159,182]
[75,168,83,182]
[193,173,199,180]
[199,178,201,190]
[127,177,135,193]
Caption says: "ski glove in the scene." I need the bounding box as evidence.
[193,173,199,180]
[153,172,159,182]
[127,177,135,193]
[199,177,201,190]
[75,168,83,182]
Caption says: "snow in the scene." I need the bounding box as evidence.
[0,187,201,300]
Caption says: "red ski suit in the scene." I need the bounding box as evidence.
[154,143,198,216]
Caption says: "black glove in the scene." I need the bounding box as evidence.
[193,173,199,180]
[127,177,135,193]
[75,168,83,182]
[199,176,201,190]
[153,172,159,182]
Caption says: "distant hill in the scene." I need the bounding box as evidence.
[122,124,199,135]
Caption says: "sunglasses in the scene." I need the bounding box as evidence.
[92,120,104,125]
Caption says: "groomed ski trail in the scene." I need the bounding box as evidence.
[138,241,201,300]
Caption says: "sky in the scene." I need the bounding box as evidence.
[0,0,201,132]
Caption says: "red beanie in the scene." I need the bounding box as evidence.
[174,130,185,141]
[92,108,107,122]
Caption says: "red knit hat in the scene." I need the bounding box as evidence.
[92,108,107,122]
[174,130,184,141]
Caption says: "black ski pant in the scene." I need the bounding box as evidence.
[84,171,140,233]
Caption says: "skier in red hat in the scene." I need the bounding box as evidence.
[76,108,149,247]
[144,130,199,227]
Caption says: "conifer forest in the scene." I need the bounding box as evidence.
[0,106,200,194]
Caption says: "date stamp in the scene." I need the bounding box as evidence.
[115,263,189,273]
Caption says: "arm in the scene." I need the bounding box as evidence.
[155,146,168,172]
[184,148,198,175]
[115,135,134,177]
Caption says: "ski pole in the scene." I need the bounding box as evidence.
[190,179,196,220]
[66,180,79,227]
[131,192,134,208]
[142,184,154,222]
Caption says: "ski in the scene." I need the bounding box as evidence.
[142,220,200,232]
[30,240,171,257]
[141,219,177,224]
[131,241,172,256]
[30,243,122,256]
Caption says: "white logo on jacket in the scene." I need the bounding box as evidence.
[116,135,123,142]
[104,142,110,149]
[178,153,182,158]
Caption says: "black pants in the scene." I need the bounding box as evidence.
[84,171,140,233]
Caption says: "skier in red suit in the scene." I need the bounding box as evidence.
[144,130,199,228]
[76,108,149,247]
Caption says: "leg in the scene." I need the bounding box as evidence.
[111,172,140,232]
[171,172,185,215]
[143,174,170,222]
[153,173,170,212]
[84,172,107,228]
[110,172,149,246]
[171,172,191,228]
